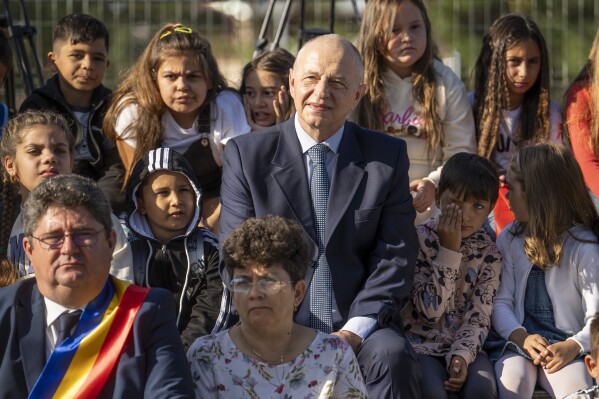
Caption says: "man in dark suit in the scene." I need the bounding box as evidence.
[220,34,420,398]
[0,174,194,398]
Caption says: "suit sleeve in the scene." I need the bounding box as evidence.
[219,139,257,260]
[349,140,418,324]
[142,289,195,398]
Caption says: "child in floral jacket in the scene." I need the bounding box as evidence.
[400,153,503,399]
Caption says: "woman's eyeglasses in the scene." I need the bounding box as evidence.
[159,24,193,40]
[228,277,293,295]
[30,229,106,250]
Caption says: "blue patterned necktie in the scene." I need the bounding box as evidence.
[307,143,333,334]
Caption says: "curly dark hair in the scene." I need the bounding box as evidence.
[222,215,311,283]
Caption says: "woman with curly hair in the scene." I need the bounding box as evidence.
[187,216,367,398]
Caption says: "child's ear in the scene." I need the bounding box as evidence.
[3,156,17,179]
[47,51,58,73]
[584,354,599,379]
[137,197,146,215]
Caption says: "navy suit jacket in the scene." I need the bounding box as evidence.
[220,119,418,327]
[0,278,194,398]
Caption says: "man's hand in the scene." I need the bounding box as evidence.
[333,330,363,353]
[445,355,467,392]
[438,203,462,252]
[410,178,436,213]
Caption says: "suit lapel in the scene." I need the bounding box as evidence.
[271,121,319,290]
[326,123,365,245]
[18,284,47,391]
[271,121,318,247]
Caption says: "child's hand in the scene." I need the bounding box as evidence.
[445,355,467,392]
[273,85,290,125]
[410,178,435,213]
[499,174,507,188]
[438,203,462,252]
[538,340,581,374]
[522,333,550,359]
[243,94,260,131]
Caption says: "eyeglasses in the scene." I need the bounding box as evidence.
[30,229,107,250]
[159,24,193,40]
[228,277,294,295]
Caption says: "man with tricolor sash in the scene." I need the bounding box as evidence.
[0,174,194,398]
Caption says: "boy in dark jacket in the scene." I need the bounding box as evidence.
[19,14,125,213]
[126,147,221,349]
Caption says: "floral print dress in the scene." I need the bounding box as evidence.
[187,330,368,399]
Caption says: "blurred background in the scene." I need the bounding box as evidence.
[2,0,598,109]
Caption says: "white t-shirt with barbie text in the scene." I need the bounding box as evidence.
[379,59,477,186]
[114,90,250,166]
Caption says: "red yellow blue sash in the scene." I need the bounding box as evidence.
[29,277,150,399]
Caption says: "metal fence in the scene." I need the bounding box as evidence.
[2,0,598,107]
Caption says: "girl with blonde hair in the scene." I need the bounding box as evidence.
[356,0,476,223]
[104,24,250,232]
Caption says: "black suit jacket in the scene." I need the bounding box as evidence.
[220,119,418,327]
[0,278,194,398]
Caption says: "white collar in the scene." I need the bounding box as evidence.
[44,296,85,328]
[293,113,344,155]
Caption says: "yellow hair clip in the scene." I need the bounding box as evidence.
[159,24,193,40]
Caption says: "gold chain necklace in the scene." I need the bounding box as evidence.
[238,325,294,365]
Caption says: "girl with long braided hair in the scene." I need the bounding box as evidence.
[471,14,562,233]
